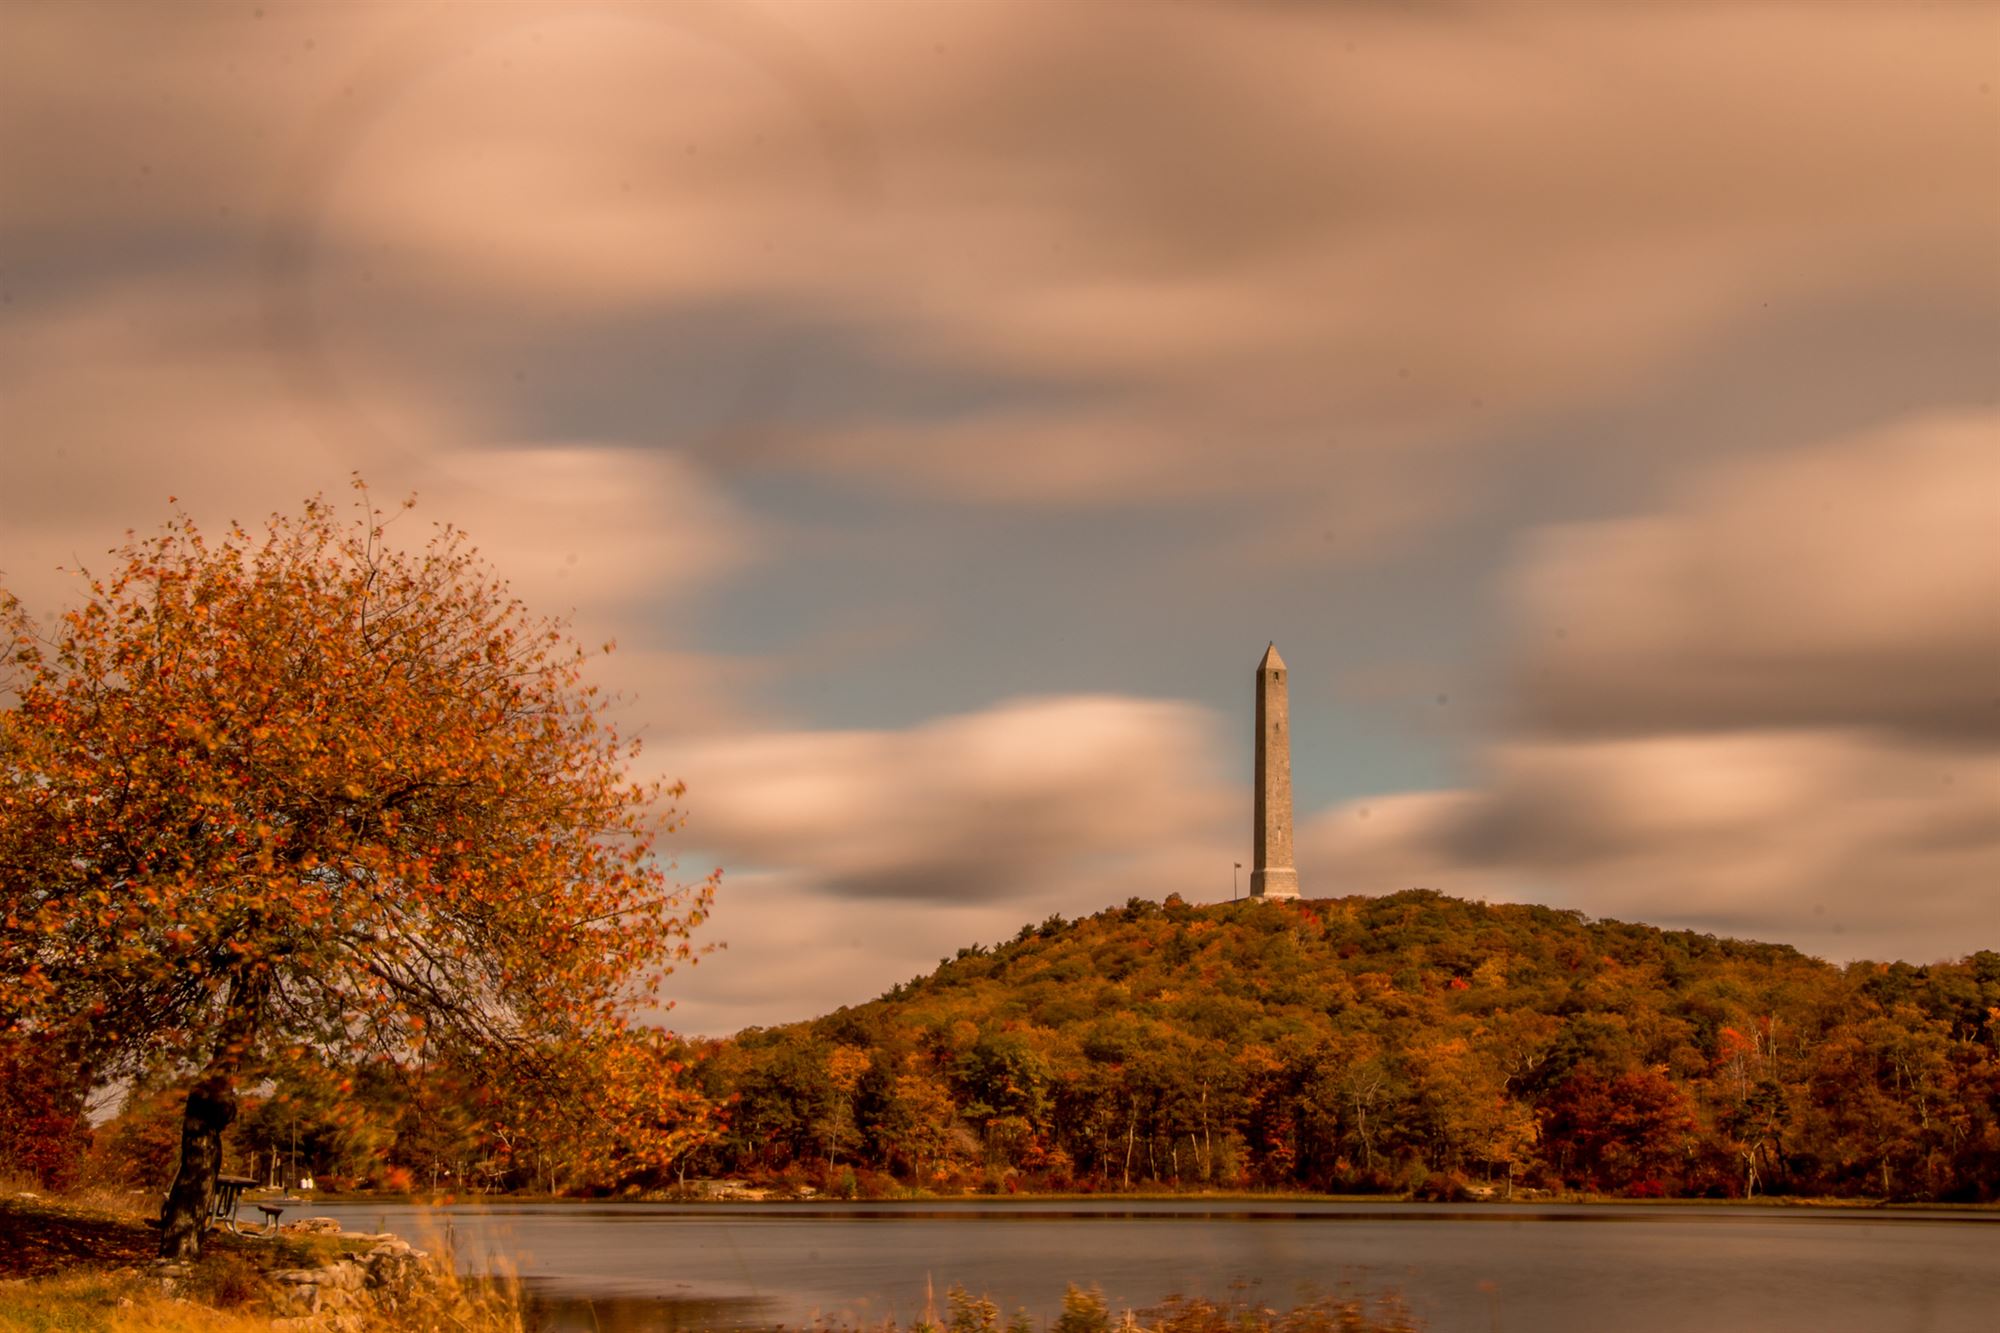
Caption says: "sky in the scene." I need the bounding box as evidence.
[2,0,1995,1037]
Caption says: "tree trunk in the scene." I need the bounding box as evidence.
[158,969,269,1260]
[158,1072,239,1260]
[1122,1100,1136,1189]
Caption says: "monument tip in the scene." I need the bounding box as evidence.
[1259,642,1286,671]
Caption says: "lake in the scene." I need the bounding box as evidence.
[303,1198,1999,1332]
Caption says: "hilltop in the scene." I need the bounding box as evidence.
[31,891,1995,1207]
[697,891,2000,1201]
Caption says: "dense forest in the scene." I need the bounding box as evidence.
[10,892,1998,1203]
[697,892,2000,1201]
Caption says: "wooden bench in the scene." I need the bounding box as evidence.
[247,1193,306,1236]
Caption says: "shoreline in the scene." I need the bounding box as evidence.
[299,1188,2000,1213]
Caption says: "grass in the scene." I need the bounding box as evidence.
[0,1193,527,1332]
[0,1263,530,1333]
[0,1195,363,1281]
[0,1270,279,1333]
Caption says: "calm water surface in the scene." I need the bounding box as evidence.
[307,1199,1998,1333]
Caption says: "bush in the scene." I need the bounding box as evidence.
[1053,1283,1110,1333]
[191,1252,266,1310]
[947,1284,1001,1333]
[1409,1169,1471,1203]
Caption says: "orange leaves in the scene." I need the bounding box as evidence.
[1,485,714,1113]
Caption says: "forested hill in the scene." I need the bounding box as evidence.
[702,890,2000,1202]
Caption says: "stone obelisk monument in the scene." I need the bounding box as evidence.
[1251,642,1300,900]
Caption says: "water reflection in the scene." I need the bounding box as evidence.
[309,1200,2000,1333]
[524,1285,776,1333]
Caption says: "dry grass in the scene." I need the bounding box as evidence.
[379,1233,528,1333]
[0,1270,279,1332]
[0,1194,527,1333]
[0,1262,529,1333]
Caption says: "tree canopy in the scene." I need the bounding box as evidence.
[0,489,713,1253]
[691,892,2000,1203]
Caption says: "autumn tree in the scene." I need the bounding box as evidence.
[1540,1068,1695,1194]
[0,1031,93,1190]
[0,489,714,1256]
[824,1043,871,1174]
[230,1053,395,1190]
[502,1027,723,1193]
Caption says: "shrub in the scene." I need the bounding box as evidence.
[192,1252,266,1310]
[947,1284,1001,1333]
[1054,1283,1111,1333]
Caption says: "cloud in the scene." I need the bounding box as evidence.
[670,695,1234,902]
[653,872,1033,1037]
[6,0,1990,564]
[1505,413,2000,744]
[0,273,762,738]
[735,0,1999,533]
[647,693,1241,1032]
[409,443,756,620]
[1304,413,2000,964]
[0,276,403,608]
[1308,729,2000,965]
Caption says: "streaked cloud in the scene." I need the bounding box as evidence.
[658,694,1240,1033]
[671,695,1234,904]
[1305,413,2000,964]
[1503,413,2000,744]
[9,2,1989,558]
[3,1,1992,1028]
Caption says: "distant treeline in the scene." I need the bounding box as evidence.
[695,892,1999,1201]
[14,892,1996,1202]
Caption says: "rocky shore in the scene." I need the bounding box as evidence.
[0,1195,519,1332]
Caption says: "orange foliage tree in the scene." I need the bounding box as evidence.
[554,1029,725,1191]
[0,488,714,1257]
